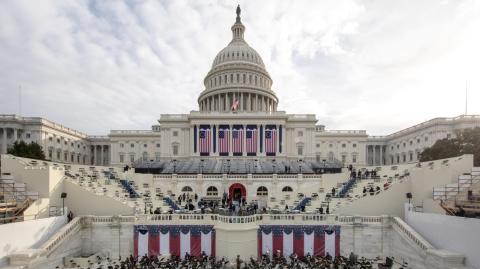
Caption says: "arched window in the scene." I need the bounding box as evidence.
[230,74,233,83]
[206,186,218,196]
[328,152,334,161]
[224,75,227,84]
[249,75,252,84]
[282,186,293,192]
[257,186,268,196]
[237,74,240,83]
[243,74,246,83]
[182,186,193,192]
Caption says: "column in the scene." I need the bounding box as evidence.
[218,95,221,111]
[229,124,233,156]
[373,146,377,166]
[1,128,7,154]
[13,128,17,143]
[380,146,384,165]
[365,145,369,166]
[255,94,258,112]
[223,93,228,112]
[248,93,251,111]
[240,92,244,112]
[243,124,247,156]
[256,124,260,155]
[215,124,219,155]
[100,145,104,166]
[93,146,96,165]
[275,125,280,154]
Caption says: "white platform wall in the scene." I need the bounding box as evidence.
[0,214,67,266]
[405,205,480,269]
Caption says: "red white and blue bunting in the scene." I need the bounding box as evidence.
[258,225,340,258]
[133,225,215,258]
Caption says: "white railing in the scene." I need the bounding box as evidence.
[391,217,433,251]
[40,217,81,256]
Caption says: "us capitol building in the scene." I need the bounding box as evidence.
[0,7,479,169]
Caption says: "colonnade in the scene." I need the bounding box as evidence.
[91,145,110,166]
[199,92,277,112]
[366,145,385,166]
[191,124,283,156]
[1,127,19,154]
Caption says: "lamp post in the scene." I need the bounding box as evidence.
[60,192,67,215]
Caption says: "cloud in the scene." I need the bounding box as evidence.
[0,0,479,135]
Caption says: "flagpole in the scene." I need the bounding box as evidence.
[465,80,468,115]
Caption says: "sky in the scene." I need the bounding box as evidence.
[0,0,479,136]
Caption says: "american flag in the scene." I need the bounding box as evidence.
[199,128,211,154]
[265,128,276,154]
[134,225,215,258]
[218,127,229,154]
[246,127,257,154]
[231,98,239,111]
[232,127,243,154]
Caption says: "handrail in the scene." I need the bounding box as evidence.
[40,217,81,256]
[391,217,433,251]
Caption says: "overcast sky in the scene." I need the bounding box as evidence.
[1,0,479,136]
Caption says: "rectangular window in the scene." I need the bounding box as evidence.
[131,143,134,148]
[130,154,135,163]
[26,133,31,139]
[316,144,320,148]
[352,144,357,148]
[341,155,346,163]
[155,153,161,161]
[57,151,60,160]
[342,144,346,148]
[120,143,124,148]
[352,155,357,163]
[173,131,178,137]
[173,145,179,156]
[316,154,321,162]
[409,153,413,161]
[119,154,124,163]
[298,131,303,137]
[156,143,160,148]
[297,146,303,156]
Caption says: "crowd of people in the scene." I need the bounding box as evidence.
[62,252,401,269]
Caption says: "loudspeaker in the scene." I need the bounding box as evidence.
[61,192,67,198]
[406,193,412,199]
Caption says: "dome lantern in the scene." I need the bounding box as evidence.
[198,6,278,113]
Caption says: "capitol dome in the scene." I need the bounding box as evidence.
[198,6,278,113]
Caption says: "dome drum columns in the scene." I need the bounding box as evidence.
[199,92,277,113]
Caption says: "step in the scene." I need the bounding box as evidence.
[472,167,480,172]
[459,174,472,180]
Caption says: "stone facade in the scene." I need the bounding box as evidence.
[1,8,480,168]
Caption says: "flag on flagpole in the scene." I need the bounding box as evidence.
[231,98,239,111]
